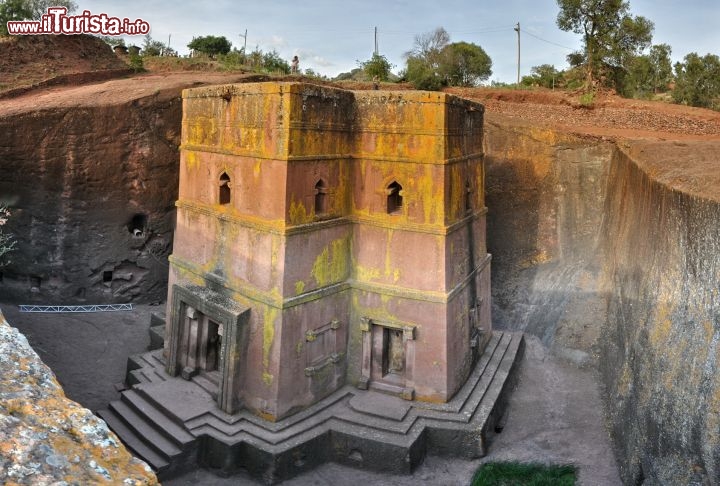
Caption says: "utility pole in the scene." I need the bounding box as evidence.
[374,26,378,55]
[239,29,248,56]
[514,22,520,85]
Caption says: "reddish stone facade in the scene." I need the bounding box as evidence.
[165,82,491,421]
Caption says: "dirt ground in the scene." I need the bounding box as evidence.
[0,304,620,485]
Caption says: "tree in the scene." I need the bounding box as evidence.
[672,53,720,110]
[647,43,673,92]
[0,0,31,35]
[556,0,653,90]
[26,0,76,18]
[522,64,564,88]
[440,42,492,87]
[141,34,166,57]
[404,28,492,90]
[405,56,444,90]
[1,0,78,34]
[623,43,672,97]
[261,50,290,74]
[187,35,232,58]
[358,53,394,81]
[0,205,16,266]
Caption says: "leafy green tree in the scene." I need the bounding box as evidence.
[648,43,673,92]
[261,50,290,74]
[623,43,672,97]
[522,64,563,88]
[187,35,232,58]
[358,53,394,81]
[404,27,492,90]
[244,46,267,68]
[26,0,76,18]
[141,34,166,56]
[0,0,31,35]
[556,0,653,90]
[303,68,328,80]
[218,49,246,70]
[405,55,444,90]
[672,52,720,110]
[1,0,77,34]
[441,41,492,86]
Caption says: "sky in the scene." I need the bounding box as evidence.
[78,0,720,83]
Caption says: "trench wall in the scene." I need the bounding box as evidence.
[0,90,182,303]
[484,115,720,484]
[600,143,720,484]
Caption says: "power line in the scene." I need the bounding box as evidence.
[520,28,575,51]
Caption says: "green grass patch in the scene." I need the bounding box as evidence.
[471,462,576,486]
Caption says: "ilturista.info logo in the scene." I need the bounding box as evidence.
[6,7,150,36]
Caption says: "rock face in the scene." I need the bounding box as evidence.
[601,142,720,485]
[0,92,180,303]
[484,117,612,357]
[484,115,720,484]
[0,310,157,485]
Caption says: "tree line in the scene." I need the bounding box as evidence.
[1,0,718,110]
[545,0,720,109]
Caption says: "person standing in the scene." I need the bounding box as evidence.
[291,55,299,74]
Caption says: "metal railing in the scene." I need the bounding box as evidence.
[18,304,134,313]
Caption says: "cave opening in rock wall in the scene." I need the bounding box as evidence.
[127,213,147,237]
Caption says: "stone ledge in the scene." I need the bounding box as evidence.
[0,310,157,485]
[103,331,524,484]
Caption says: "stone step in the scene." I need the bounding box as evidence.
[98,408,169,472]
[149,311,165,328]
[191,374,219,400]
[126,351,167,386]
[120,389,196,446]
[149,325,164,351]
[108,400,183,459]
[458,332,513,414]
[450,332,503,409]
[475,332,524,430]
[127,369,151,386]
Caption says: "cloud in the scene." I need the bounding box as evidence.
[266,35,288,49]
[310,56,334,67]
[294,49,334,68]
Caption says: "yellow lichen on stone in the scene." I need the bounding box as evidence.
[289,198,310,225]
[650,301,674,346]
[356,265,381,282]
[185,150,199,171]
[262,307,278,382]
[311,237,349,286]
[0,311,158,485]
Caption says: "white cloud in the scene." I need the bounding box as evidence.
[267,35,288,49]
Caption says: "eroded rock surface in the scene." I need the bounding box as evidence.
[0,310,157,485]
[484,113,720,484]
[0,72,250,304]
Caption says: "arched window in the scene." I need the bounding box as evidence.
[314,179,327,215]
[219,172,231,205]
[386,181,403,214]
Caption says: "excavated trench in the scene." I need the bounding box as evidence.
[484,115,720,485]
[1,82,719,484]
